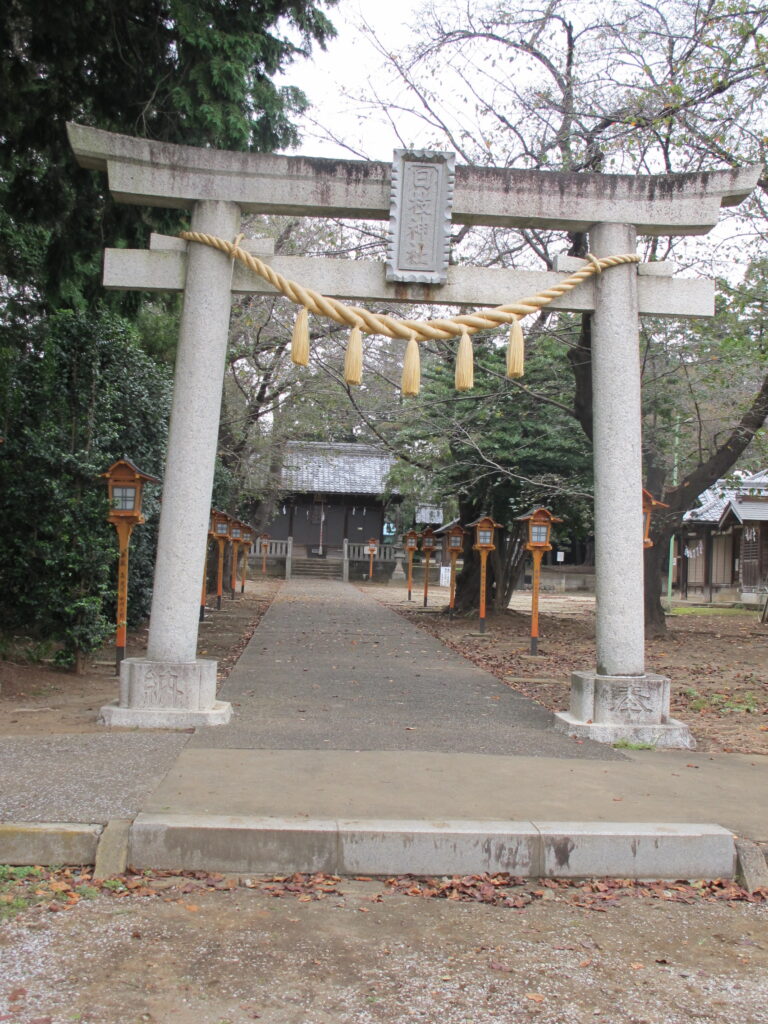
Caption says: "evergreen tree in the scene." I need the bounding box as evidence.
[0,0,337,312]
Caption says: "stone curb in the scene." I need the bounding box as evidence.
[0,822,103,866]
[0,817,742,882]
[127,815,737,881]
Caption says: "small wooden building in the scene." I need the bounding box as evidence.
[264,442,397,558]
[680,471,768,603]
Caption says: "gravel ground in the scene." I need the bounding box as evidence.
[1,878,767,1023]
[0,733,190,823]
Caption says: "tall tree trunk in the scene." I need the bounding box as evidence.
[643,528,670,638]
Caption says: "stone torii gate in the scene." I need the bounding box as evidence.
[67,124,759,740]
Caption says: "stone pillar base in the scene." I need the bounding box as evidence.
[99,658,232,730]
[553,670,695,750]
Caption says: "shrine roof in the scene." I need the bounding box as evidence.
[684,471,768,525]
[281,442,396,496]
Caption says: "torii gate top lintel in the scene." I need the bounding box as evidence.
[67,122,760,236]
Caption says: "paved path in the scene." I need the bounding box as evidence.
[190,580,619,758]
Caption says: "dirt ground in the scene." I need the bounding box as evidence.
[0,577,281,737]
[365,585,768,756]
[1,869,767,1024]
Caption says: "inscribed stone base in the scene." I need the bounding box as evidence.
[99,657,231,729]
[553,670,695,750]
[553,711,695,749]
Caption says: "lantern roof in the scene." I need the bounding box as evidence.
[101,457,160,484]
[434,517,463,535]
[515,506,562,524]
[467,514,502,529]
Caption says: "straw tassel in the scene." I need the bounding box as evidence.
[506,318,525,378]
[291,307,310,366]
[455,329,474,391]
[344,325,363,385]
[401,335,421,396]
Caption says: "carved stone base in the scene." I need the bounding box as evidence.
[391,554,406,580]
[99,658,232,729]
[553,671,695,750]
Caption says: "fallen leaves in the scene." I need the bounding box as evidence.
[384,873,768,910]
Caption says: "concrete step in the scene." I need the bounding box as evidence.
[127,815,736,880]
[290,559,343,579]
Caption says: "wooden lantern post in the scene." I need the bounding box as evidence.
[201,510,215,622]
[102,458,159,673]
[404,530,418,601]
[240,527,252,592]
[229,521,242,598]
[517,508,562,655]
[642,488,669,549]
[421,526,437,608]
[447,523,466,618]
[366,537,378,581]
[259,533,270,576]
[211,510,232,610]
[469,515,500,634]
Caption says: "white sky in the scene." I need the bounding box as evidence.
[278,0,425,160]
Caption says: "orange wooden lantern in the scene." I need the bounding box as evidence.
[446,523,466,617]
[259,533,270,575]
[229,521,244,598]
[211,510,232,610]
[365,537,378,581]
[240,526,253,592]
[517,507,562,655]
[420,526,437,608]
[404,529,419,602]
[102,458,159,672]
[468,515,501,634]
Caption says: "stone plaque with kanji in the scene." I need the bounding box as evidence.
[386,149,454,284]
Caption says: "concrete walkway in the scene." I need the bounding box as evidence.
[2,580,767,882]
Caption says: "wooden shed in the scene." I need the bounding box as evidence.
[680,471,768,603]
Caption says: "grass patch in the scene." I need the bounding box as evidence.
[669,605,748,617]
[683,688,761,714]
[612,739,656,750]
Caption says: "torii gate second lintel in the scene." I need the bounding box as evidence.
[67,123,758,743]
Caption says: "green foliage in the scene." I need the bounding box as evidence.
[0,0,337,313]
[0,309,171,667]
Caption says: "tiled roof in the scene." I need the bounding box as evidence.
[280,442,396,496]
[683,485,734,523]
[684,471,768,524]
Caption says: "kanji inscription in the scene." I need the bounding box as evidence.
[387,149,454,285]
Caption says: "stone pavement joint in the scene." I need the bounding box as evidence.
[735,839,768,892]
[93,818,132,879]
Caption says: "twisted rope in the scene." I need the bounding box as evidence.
[180,231,640,342]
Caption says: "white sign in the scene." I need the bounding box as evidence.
[439,566,451,587]
[416,504,444,524]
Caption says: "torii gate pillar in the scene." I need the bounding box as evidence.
[67,124,757,739]
[551,221,693,749]
[104,198,241,727]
